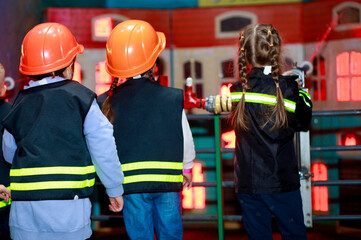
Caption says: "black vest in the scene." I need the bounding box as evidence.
[2,80,96,200]
[0,100,11,214]
[98,78,184,194]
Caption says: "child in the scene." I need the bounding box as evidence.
[0,63,11,240]
[97,20,195,240]
[230,24,312,240]
[2,23,124,240]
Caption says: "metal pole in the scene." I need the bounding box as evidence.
[214,114,224,240]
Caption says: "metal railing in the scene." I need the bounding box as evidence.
[91,110,361,240]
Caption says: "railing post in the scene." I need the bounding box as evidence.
[214,114,224,240]
[298,131,313,228]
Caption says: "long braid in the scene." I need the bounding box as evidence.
[101,77,119,124]
[232,33,249,130]
[265,26,288,130]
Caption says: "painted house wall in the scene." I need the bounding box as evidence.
[45,0,361,112]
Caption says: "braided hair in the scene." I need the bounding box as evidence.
[101,77,119,124]
[231,24,287,131]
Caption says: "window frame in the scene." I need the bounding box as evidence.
[215,11,257,39]
[333,2,361,31]
[91,14,129,41]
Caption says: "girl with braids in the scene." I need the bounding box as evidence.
[230,24,312,240]
[97,20,195,240]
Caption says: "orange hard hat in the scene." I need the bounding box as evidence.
[19,22,84,76]
[105,20,166,78]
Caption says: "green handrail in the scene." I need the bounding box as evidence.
[214,114,224,240]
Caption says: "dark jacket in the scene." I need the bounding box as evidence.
[97,77,184,194]
[2,80,96,200]
[0,99,11,215]
[231,67,312,194]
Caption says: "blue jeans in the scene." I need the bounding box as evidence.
[123,192,183,240]
[237,190,307,240]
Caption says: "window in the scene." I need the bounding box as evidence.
[215,11,257,38]
[311,56,326,101]
[336,51,361,101]
[183,59,203,98]
[334,2,361,31]
[221,59,234,79]
[92,14,128,41]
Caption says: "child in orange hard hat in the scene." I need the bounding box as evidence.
[98,20,195,240]
[2,23,124,240]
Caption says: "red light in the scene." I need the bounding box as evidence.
[219,83,232,97]
[221,130,235,149]
[73,62,81,83]
[311,163,329,212]
[337,77,350,101]
[341,134,357,146]
[351,51,361,75]
[182,162,205,209]
[336,52,349,76]
[352,77,361,101]
[94,17,113,38]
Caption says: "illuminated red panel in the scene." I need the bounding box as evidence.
[192,163,205,209]
[337,77,350,101]
[182,187,193,209]
[311,163,329,212]
[341,134,357,146]
[96,61,112,84]
[219,83,232,97]
[94,17,113,38]
[182,162,205,209]
[350,51,361,75]
[73,62,81,83]
[336,52,349,76]
[351,77,361,101]
[222,130,235,149]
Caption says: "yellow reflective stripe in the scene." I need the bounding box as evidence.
[299,93,311,108]
[10,165,95,177]
[123,174,183,184]
[299,90,311,100]
[122,161,183,172]
[0,198,11,208]
[10,178,95,191]
[231,92,296,112]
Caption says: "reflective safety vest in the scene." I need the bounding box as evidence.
[2,80,97,200]
[100,77,184,194]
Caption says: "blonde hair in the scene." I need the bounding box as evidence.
[231,24,287,131]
